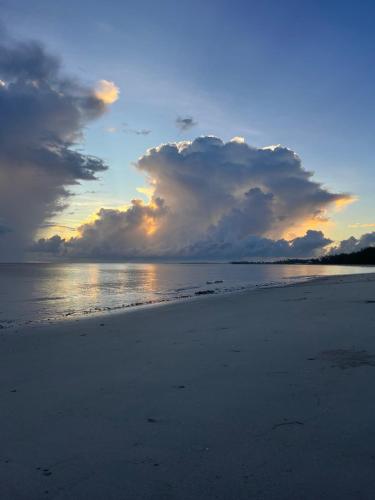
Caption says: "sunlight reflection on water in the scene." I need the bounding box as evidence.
[0,262,372,328]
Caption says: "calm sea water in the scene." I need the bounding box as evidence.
[0,262,372,329]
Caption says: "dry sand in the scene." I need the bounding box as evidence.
[1,272,375,499]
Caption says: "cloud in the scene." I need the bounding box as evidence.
[0,222,11,235]
[176,116,197,131]
[126,128,152,136]
[40,222,76,231]
[62,198,168,259]
[122,123,152,136]
[30,234,65,253]
[230,136,246,144]
[134,129,151,136]
[289,230,332,255]
[348,223,375,228]
[184,230,332,260]
[94,79,119,104]
[107,125,152,135]
[32,136,350,260]
[330,231,375,254]
[0,35,118,260]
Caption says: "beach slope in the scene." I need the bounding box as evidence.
[1,273,375,499]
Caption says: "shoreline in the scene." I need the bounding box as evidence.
[2,270,374,332]
[2,272,375,499]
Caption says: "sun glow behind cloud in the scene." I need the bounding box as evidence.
[282,194,356,241]
[230,136,246,144]
[143,216,158,236]
[334,195,357,211]
[2,26,372,263]
[282,216,332,241]
[136,186,156,202]
[31,136,354,259]
[94,80,120,104]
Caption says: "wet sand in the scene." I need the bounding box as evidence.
[1,272,375,499]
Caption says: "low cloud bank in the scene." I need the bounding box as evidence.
[32,136,352,260]
[329,231,375,255]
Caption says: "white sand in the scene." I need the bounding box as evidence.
[1,272,375,499]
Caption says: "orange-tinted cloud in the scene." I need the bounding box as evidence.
[95,80,119,104]
[33,137,351,259]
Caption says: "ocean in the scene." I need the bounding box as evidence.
[0,262,372,329]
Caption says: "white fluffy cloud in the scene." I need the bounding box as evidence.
[33,136,352,260]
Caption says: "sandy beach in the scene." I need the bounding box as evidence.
[1,272,375,499]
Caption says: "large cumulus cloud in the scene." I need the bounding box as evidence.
[136,137,349,245]
[33,136,352,260]
[0,35,117,260]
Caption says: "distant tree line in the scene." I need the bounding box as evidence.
[312,246,375,265]
[231,246,375,265]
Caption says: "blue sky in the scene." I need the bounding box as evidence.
[2,0,375,243]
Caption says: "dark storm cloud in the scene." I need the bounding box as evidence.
[32,137,350,260]
[0,222,11,235]
[0,38,60,81]
[30,234,66,253]
[176,116,197,131]
[0,35,116,260]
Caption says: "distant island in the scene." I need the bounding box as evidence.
[231,246,375,266]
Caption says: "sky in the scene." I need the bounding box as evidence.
[0,0,374,261]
